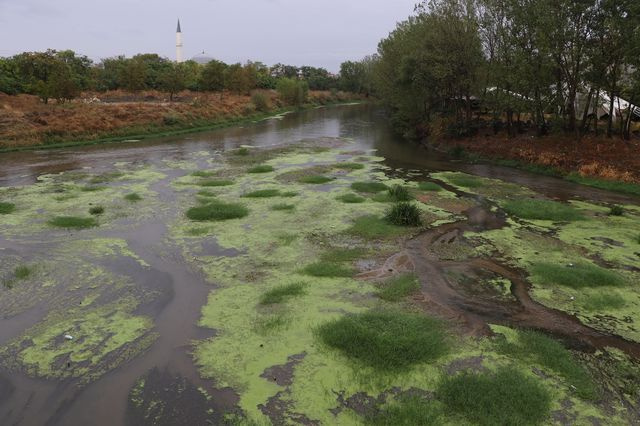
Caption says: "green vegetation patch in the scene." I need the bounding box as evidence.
[316,310,449,370]
[320,247,368,263]
[271,203,295,211]
[368,396,442,425]
[333,162,365,170]
[566,173,640,196]
[302,261,354,278]
[0,202,16,214]
[418,182,443,192]
[337,193,366,203]
[259,282,306,305]
[502,198,584,221]
[385,202,422,226]
[198,179,234,187]
[191,170,217,178]
[89,206,105,215]
[446,174,484,188]
[48,216,97,229]
[247,165,275,174]
[14,265,33,280]
[186,201,249,221]
[438,367,552,426]
[388,185,412,201]
[242,189,280,198]
[378,274,420,302]
[495,328,597,399]
[80,185,107,192]
[582,292,626,311]
[124,193,143,202]
[530,262,626,288]
[298,175,334,184]
[351,181,388,193]
[347,215,407,239]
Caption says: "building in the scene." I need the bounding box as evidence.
[176,20,183,63]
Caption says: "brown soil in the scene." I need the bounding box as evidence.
[433,133,640,183]
[0,90,361,148]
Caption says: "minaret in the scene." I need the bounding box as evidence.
[176,19,183,63]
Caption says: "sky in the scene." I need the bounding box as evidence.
[0,0,417,72]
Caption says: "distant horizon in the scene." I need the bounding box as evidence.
[0,0,418,72]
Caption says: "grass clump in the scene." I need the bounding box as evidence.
[254,313,290,335]
[303,261,354,278]
[320,247,367,263]
[496,329,597,399]
[14,265,32,280]
[447,174,484,188]
[583,292,626,311]
[388,185,413,201]
[418,182,443,192]
[191,170,217,178]
[609,205,624,216]
[334,162,365,170]
[48,216,97,229]
[502,199,583,221]
[348,215,405,239]
[0,202,16,214]
[385,202,422,226]
[271,203,295,211]
[337,193,366,203]
[378,274,420,302]
[234,147,250,156]
[281,191,298,197]
[198,179,234,187]
[351,181,388,193]
[243,189,280,198]
[367,396,441,425]
[89,206,105,215]
[566,173,640,196]
[316,310,449,370]
[80,185,107,192]
[197,189,217,197]
[124,193,142,202]
[438,367,551,426]
[247,165,274,174]
[259,282,306,305]
[186,201,249,221]
[530,262,625,288]
[299,175,334,184]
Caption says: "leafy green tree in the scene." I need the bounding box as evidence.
[199,59,227,91]
[158,63,187,101]
[276,78,309,106]
[119,58,147,92]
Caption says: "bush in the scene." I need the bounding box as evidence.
[385,202,422,226]
[251,91,270,112]
[388,185,412,201]
[502,199,583,221]
[89,206,105,215]
[609,205,624,216]
[276,78,309,106]
[48,216,97,229]
[186,201,249,221]
[0,202,16,214]
[316,310,449,370]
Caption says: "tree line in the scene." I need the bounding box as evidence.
[369,0,640,140]
[0,50,372,104]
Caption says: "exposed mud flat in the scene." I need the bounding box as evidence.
[0,105,639,425]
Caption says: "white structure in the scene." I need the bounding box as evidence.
[176,20,184,63]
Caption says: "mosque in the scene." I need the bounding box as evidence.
[176,19,216,64]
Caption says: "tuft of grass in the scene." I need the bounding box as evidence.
[299,175,334,184]
[275,232,297,246]
[582,292,626,311]
[191,170,217,178]
[89,206,105,215]
[337,193,366,203]
[281,191,298,197]
[186,201,249,221]
[14,265,32,280]
[247,165,274,173]
[271,203,295,211]
[80,185,107,192]
[530,262,625,288]
[197,189,217,197]
[502,199,583,221]
[351,181,388,193]
[334,162,365,170]
[388,185,413,201]
[316,310,449,370]
[347,215,406,239]
[566,173,640,196]
[418,182,442,192]
[378,274,420,302]
[302,261,354,278]
[0,202,16,214]
[320,247,367,263]
[254,313,291,335]
[234,147,250,156]
[447,174,483,188]
[385,202,422,226]
[243,189,280,198]
[496,329,597,399]
[198,179,234,187]
[186,227,210,236]
[438,367,552,426]
[124,193,142,202]
[367,396,441,426]
[259,282,306,305]
[48,216,97,229]
[608,205,624,216]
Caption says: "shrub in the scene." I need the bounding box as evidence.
[609,205,624,216]
[530,262,625,288]
[248,165,274,174]
[378,274,420,302]
[388,185,412,201]
[276,78,309,106]
[89,206,105,215]
[0,202,16,214]
[259,282,306,305]
[351,181,388,193]
[48,216,97,229]
[302,261,354,277]
[251,91,270,112]
[243,189,280,198]
[385,202,422,226]
[502,199,583,221]
[186,201,249,221]
[316,310,449,370]
[124,193,142,202]
[418,182,442,192]
[438,367,552,426]
[337,193,366,203]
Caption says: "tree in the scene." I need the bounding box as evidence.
[199,60,227,91]
[276,78,309,106]
[158,63,187,101]
[119,58,147,92]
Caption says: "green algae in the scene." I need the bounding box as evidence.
[299,175,334,184]
[417,182,443,192]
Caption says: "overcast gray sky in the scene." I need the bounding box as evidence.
[0,0,417,71]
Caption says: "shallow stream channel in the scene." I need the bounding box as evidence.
[1,104,640,425]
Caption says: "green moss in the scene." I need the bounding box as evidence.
[302,261,354,278]
[124,193,143,202]
[298,175,334,184]
[243,189,280,198]
[502,199,583,221]
[351,181,388,193]
[316,310,449,370]
[418,182,442,192]
[48,216,97,229]
[270,203,295,211]
[259,282,306,305]
[347,215,407,239]
[186,201,249,221]
[247,165,275,174]
[0,202,16,214]
[438,367,552,426]
[337,193,366,203]
[446,174,484,188]
[198,179,234,187]
[378,274,420,302]
[530,262,626,288]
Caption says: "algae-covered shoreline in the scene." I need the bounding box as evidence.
[1,110,640,425]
